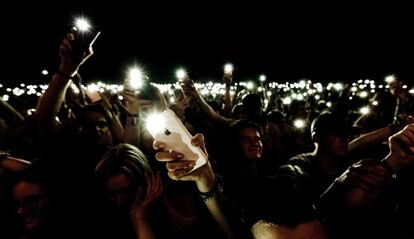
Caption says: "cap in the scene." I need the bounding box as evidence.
[311,112,360,136]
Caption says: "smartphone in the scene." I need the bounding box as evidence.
[148,109,207,173]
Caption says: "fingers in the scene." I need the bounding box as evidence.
[165,161,196,172]
[168,169,193,181]
[191,134,205,147]
[155,151,183,162]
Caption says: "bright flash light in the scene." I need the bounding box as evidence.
[293,119,306,129]
[41,70,48,75]
[359,106,370,115]
[74,17,91,32]
[283,97,292,105]
[247,81,254,90]
[359,91,368,98]
[176,69,187,80]
[2,94,9,101]
[333,83,343,91]
[259,75,266,82]
[224,64,233,74]
[385,75,396,84]
[145,112,165,136]
[127,67,144,90]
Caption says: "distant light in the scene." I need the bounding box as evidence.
[176,68,187,80]
[296,94,304,101]
[359,91,368,98]
[409,89,414,94]
[259,75,266,82]
[74,17,91,32]
[378,85,383,89]
[385,75,396,84]
[293,119,306,129]
[246,81,254,90]
[314,95,320,100]
[403,85,407,89]
[283,97,292,105]
[41,70,48,75]
[333,83,343,91]
[127,67,144,90]
[266,91,272,97]
[2,94,9,101]
[224,64,233,74]
[169,96,175,103]
[326,102,332,108]
[360,106,370,115]
[372,100,378,106]
[351,87,358,92]
[118,95,124,101]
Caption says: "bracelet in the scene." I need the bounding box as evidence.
[56,70,73,79]
[198,176,224,202]
[380,160,397,180]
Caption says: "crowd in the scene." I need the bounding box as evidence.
[1,22,414,239]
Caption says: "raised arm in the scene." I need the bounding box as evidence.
[153,134,235,239]
[35,33,93,132]
[180,77,233,126]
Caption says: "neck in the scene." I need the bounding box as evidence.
[313,145,342,176]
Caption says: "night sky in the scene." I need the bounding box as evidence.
[3,4,413,86]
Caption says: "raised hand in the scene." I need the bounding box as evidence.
[153,134,216,192]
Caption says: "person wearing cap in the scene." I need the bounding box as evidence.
[276,111,358,201]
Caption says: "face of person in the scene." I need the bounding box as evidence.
[106,173,136,209]
[320,132,349,158]
[239,128,263,161]
[80,111,111,145]
[12,181,49,232]
[389,81,404,98]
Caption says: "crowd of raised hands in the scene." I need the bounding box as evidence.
[1,27,414,239]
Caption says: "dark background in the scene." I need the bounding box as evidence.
[2,3,413,86]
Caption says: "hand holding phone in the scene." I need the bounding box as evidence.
[147,109,208,173]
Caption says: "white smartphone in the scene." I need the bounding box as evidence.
[146,109,207,173]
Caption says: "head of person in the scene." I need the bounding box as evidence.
[387,74,405,98]
[311,112,357,158]
[8,162,56,234]
[289,99,310,122]
[251,175,329,239]
[77,103,112,146]
[242,94,263,120]
[95,143,152,211]
[229,120,263,162]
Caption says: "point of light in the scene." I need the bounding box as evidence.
[145,112,165,136]
[224,64,233,74]
[176,68,187,80]
[385,75,396,84]
[41,70,48,75]
[259,75,266,82]
[74,17,91,32]
[293,119,306,129]
[372,100,378,106]
[360,106,370,115]
[127,67,144,90]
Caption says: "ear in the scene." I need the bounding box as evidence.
[312,132,320,143]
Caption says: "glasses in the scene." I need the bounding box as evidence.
[15,194,47,210]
